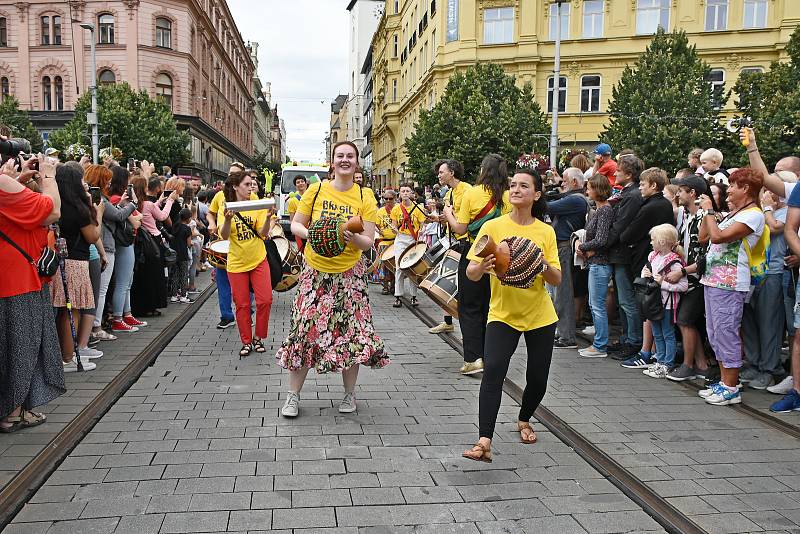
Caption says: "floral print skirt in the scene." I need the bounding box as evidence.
[276,259,389,373]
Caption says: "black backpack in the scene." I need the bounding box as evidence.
[633,259,682,322]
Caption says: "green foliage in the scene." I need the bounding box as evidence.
[48,82,190,166]
[601,28,733,174]
[0,97,44,153]
[405,63,550,183]
[733,25,800,169]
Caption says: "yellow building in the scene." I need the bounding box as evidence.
[371,0,799,187]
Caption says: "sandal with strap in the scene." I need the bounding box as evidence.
[0,415,22,433]
[239,344,253,359]
[462,442,492,463]
[518,421,538,444]
[393,297,403,308]
[253,339,266,353]
[20,410,47,428]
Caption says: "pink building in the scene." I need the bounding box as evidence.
[0,0,255,179]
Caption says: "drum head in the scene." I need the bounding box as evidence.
[270,224,284,239]
[381,243,396,262]
[209,240,230,254]
[273,236,290,260]
[399,243,428,269]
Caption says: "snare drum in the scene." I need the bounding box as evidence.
[203,239,230,270]
[380,243,396,274]
[398,242,436,285]
[420,249,460,318]
[273,236,304,292]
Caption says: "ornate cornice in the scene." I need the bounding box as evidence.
[14,2,29,22]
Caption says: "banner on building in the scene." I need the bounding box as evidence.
[447,0,459,42]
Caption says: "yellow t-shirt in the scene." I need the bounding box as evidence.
[457,185,511,241]
[391,203,426,237]
[446,181,472,240]
[226,209,269,273]
[377,204,397,242]
[286,192,303,217]
[297,182,378,273]
[468,215,560,332]
[208,190,259,216]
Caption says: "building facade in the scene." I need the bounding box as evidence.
[372,0,800,186]
[326,94,348,161]
[248,41,274,160]
[0,0,255,181]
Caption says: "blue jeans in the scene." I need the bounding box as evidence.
[650,312,677,367]
[588,264,613,351]
[613,263,642,346]
[783,270,796,337]
[742,274,785,375]
[112,245,134,316]
[216,267,235,321]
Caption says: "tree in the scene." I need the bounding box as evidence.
[405,63,550,183]
[733,25,800,169]
[601,28,733,174]
[48,82,190,166]
[0,97,44,153]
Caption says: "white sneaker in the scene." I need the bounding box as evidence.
[643,363,668,378]
[76,347,103,359]
[339,392,357,413]
[63,358,97,372]
[767,375,794,395]
[581,325,595,336]
[179,296,192,303]
[429,322,455,334]
[170,296,179,303]
[578,346,607,358]
[281,392,299,418]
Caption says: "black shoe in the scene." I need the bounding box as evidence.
[607,342,626,353]
[610,344,639,360]
[217,318,236,329]
[704,366,721,385]
[554,338,578,349]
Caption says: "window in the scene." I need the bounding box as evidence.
[394,0,399,14]
[547,76,567,113]
[743,0,767,29]
[705,0,727,31]
[740,67,764,76]
[636,0,669,34]
[54,76,63,110]
[156,18,172,49]
[431,30,436,63]
[0,18,7,47]
[707,69,725,109]
[41,16,49,45]
[98,14,114,44]
[549,2,570,41]
[1,77,9,99]
[483,7,514,45]
[394,34,398,57]
[580,75,601,112]
[431,0,436,15]
[42,76,51,110]
[446,0,458,42]
[583,0,604,39]
[156,73,173,109]
[99,69,116,86]
[392,79,397,102]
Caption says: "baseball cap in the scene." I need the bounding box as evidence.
[672,174,708,196]
[594,143,612,156]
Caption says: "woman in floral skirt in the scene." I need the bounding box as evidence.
[277,141,388,418]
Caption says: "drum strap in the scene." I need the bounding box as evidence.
[400,203,419,241]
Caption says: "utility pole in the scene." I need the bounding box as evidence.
[549,0,564,169]
[80,23,99,164]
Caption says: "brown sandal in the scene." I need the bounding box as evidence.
[518,422,537,444]
[462,442,493,463]
[0,415,22,434]
[20,410,47,428]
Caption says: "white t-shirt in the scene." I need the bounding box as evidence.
[700,208,765,292]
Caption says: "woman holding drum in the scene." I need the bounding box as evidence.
[391,183,427,308]
[219,172,276,358]
[462,167,561,463]
[277,141,388,418]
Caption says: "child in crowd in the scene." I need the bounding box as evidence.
[641,224,688,378]
[187,203,204,293]
[170,208,193,303]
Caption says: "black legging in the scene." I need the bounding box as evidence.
[457,245,489,363]
[479,321,557,439]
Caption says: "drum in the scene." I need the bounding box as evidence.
[273,236,304,292]
[420,249,460,319]
[307,217,346,258]
[363,246,381,275]
[203,239,229,269]
[380,242,396,274]
[398,242,432,285]
[269,222,285,239]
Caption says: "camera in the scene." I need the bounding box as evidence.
[726,117,753,133]
[543,183,562,201]
[89,186,102,205]
[0,137,31,158]
[15,152,38,172]
[127,184,134,199]
[127,158,139,172]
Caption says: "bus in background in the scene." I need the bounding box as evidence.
[276,163,329,237]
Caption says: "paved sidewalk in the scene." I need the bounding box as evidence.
[413,293,800,534]
[0,274,212,491]
[4,284,666,533]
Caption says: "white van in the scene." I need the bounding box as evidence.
[276,166,329,236]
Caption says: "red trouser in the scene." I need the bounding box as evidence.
[227,259,273,344]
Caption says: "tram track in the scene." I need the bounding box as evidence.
[0,285,217,529]
[401,297,708,534]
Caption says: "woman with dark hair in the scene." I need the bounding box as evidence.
[277,141,388,418]
[462,168,561,462]
[0,154,65,432]
[698,168,765,406]
[219,172,275,357]
[443,153,511,375]
[107,166,144,332]
[710,182,730,215]
[50,163,103,372]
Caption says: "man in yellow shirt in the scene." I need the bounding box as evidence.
[376,189,397,295]
[286,175,308,222]
[391,183,427,307]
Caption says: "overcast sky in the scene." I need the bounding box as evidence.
[228,0,350,162]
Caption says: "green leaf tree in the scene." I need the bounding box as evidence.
[733,25,800,169]
[49,82,190,166]
[0,96,44,153]
[601,28,733,174]
[405,63,550,183]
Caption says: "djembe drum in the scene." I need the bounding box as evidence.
[497,236,546,289]
[307,217,346,258]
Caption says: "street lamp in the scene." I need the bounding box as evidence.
[549,0,565,169]
[79,22,99,164]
